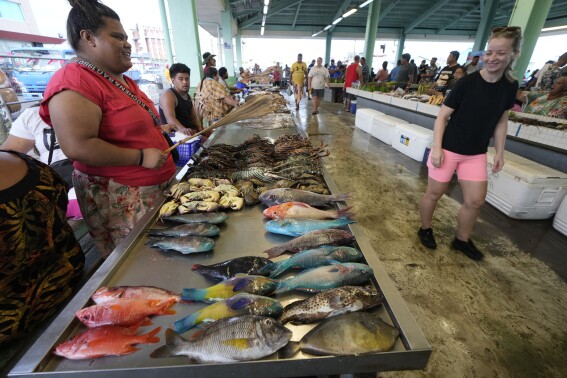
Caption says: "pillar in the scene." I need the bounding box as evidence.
[363,0,381,71]
[472,0,500,52]
[235,31,243,71]
[325,32,333,65]
[222,0,236,76]
[508,0,553,80]
[396,31,406,62]
[158,0,174,65]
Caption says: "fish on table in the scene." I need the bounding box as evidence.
[265,217,355,237]
[151,315,292,363]
[279,312,399,357]
[182,275,278,303]
[174,293,283,334]
[92,286,181,304]
[161,212,229,224]
[273,263,373,295]
[263,202,353,220]
[279,286,383,325]
[259,188,350,207]
[53,325,161,360]
[191,256,273,281]
[145,235,215,254]
[146,223,220,237]
[263,229,355,258]
[76,299,176,328]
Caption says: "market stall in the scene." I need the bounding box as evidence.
[10,118,431,377]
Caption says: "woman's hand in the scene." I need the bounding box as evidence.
[430,147,444,168]
[160,124,176,134]
[141,148,169,169]
[177,127,194,136]
[492,154,505,173]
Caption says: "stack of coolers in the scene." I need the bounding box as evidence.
[391,123,434,162]
[355,108,384,134]
[371,115,408,145]
[486,148,567,221]
[554,196,567,237]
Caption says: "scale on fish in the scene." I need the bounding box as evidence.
[263,229,355,258]
[259,188,350,207]
[92,286,181,304]
[161,212,229,224]
[263,202,354,220]
[191,256,273,281]
[146,223,220,237]
[265,217,355,237]
[76,299,176,327]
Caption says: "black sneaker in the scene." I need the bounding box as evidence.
[417,228,437,249]
[452,238,484,261]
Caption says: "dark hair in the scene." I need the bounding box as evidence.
[382,61,388,69]
[169,63,190,78]
[205,67,218,78]
[218,67,228,76]
[66,0,120,51]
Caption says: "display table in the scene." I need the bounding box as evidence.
[348,87,567,173]
[323,83,344,103]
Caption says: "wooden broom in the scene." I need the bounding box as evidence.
[163,93,283,154]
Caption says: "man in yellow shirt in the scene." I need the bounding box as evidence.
[291,53,308,110]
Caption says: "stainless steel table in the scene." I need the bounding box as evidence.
[10,123,431,377]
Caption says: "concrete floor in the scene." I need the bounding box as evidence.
[290,95,567,378]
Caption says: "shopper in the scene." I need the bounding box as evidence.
[308,57,330,115]
[40,0,176,258]
[291,53,308,110]
[360,57,370,85]
[0,150,84,344]
[394,53,414,91]
[374,61,388,82]
[202,52,216,76]
[464,55,481,74]
[418,26,521,261]
[159,63,202,136]
[432,51,461,94]
[388,59,402,82]
[344,55,362,112]
[197,67,239,125]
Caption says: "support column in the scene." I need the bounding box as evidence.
[235,31,243,70]
[472,0,500,52]
[325,32,333,65]
[396,31,406,62]
[158,0,174,65]
[363,1,381,71]
[508,0,553,80]
[167,0,202,87]
[222,0,236,76]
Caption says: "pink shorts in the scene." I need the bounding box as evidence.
[427,149,487,182]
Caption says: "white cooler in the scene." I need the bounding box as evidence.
[391,123,434,162]
[553,195,567,236]
[486,148,567,220]
[370,115,408,145]
[355,108,384,134]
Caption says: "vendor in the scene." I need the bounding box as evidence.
[197,67,239,125]
[202,52,216,76]
[520,76,567,119]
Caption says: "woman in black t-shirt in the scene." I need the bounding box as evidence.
[417,27,522,261]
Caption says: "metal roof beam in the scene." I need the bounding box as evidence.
[239,0,303,29]
[292,1,303,29]
[405,0,454,33]
[329,0,354,33]
[437,4,480,32]
[379,0,401,22]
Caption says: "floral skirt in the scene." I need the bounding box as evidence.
[73,171,171,258]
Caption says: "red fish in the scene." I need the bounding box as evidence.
[263,202,353,220]
[92,286,181,304]
[76,299,176,328]
[54,325,161,360]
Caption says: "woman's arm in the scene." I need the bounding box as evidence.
[0,135,35,155]
[491,110,509,173]
[430,105,455,168]
[48,90,165,169]
[222,95,239,107]
[159,91,193,135]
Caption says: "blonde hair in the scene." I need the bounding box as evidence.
[489,26,522,83]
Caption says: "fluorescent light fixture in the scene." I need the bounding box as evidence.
[262,15,266,27]
[263,5,268,14]
[359,0,374,8]
[324,24,332,31]
[342,9,357,18]
[332,17,342,25]
[542,25,567,32]
[312,30,323,37]
[264,0,270,5]
[261,26,265,35]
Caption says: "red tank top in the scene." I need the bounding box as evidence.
[345,63,360,88]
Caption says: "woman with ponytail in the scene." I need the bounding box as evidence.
[418,27,521,261]
[39,0,176,258]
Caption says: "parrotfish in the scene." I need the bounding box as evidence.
[145,235,215,254]
[146,223,220,237]
[182,275,278,303]
[259,188,350,207]
[265,217,355,237]
[191,256,272,281]
[161,212,228,224]
[263,229,355,258]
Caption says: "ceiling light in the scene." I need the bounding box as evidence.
[264,0,270,5]
[332,17,342,25]
[359,0,374,8]
[312,30,323,37]
[324,25,332,31]
[541,25,567,32]
[342,9,357,18]
[261,26,265,36]
[262,15,266,27]
[263,5,268,14]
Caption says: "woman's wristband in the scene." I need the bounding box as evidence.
[138,149,144,166]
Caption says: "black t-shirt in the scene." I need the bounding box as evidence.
[159,88,197,131]
[442,71,518,155]
[434,64,461,93]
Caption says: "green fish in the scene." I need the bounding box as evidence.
[145,236,214,254]
[147,223,220,237]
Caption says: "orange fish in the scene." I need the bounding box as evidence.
[263,202,353,220]
[92,286,181,304]
[54,325,161,360]
[76,299,176,328]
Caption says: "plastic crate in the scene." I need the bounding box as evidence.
[168,133,201,167]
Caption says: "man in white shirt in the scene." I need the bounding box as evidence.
[307,57,330,115]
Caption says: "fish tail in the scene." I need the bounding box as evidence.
[273,279,291,295]
[336,206,355,219]
[278,341,301,359]
[140,326,161,344]
[264,246,286,259]
[174,311,200,334]
[181,288,204,302]
[256,262,275,275]
[332,192,351,202]
[150,328,189,359]
[338,216,356,225]
[269,263,289,278]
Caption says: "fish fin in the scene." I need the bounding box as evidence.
[150,328,188,358]
[269,264,288,278]
[181,288,203,302]
[338,216,356,225]
[272,280,290,295]
[174,311,200,334]
[188,321,216,341]
[232,277,253,292]
[256,262,275,275]
[336,206,355,219]
[191,264,204,272]
[332,193,351,202]
[141,326,162,344]
[222,338,254,350]
[227,296,254,310]
[278,341,301,359]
